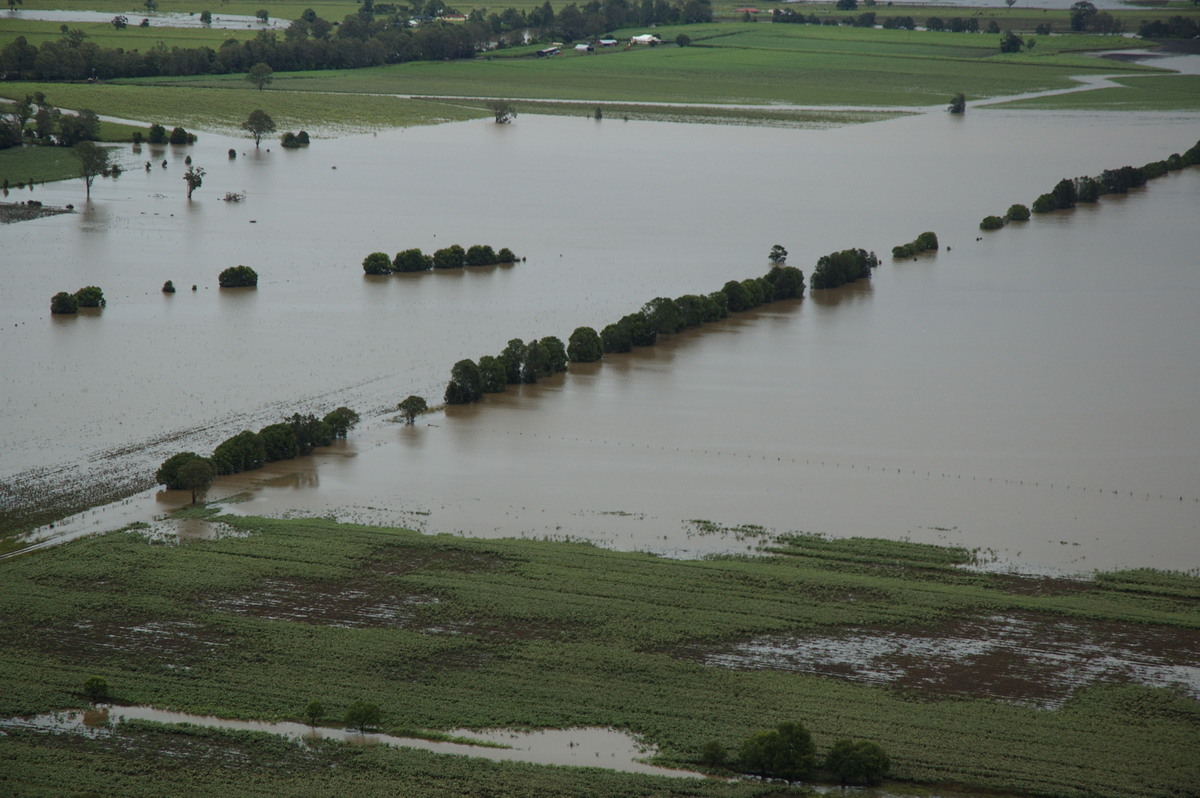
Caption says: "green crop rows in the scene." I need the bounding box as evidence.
[2,515,1197,797]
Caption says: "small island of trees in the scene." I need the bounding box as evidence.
[363,245,518,275]
[891,231,938,259]
[50,285,105,314]
[219,265,259,287]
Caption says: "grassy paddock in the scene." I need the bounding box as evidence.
[1,514,1196,797]
[1,82,486,134]
[0,17,261,49]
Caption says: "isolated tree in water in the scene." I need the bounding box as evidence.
[183,165,204,198]
[397,395,428,425]
[768,244,788,264]
[242,109,276,148]
[75,140,109,200]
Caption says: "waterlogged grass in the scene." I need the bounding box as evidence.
[431,96,904,128]
[996,74,1200,111]
[0,82,486,134]
[1,515,1196,797]
[0,722,785,798]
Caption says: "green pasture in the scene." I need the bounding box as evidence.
[0,16,260,49]
[1,515,1196,797]
[1,82,485,133]
[108,26,1162,111]
[6,0,355,21]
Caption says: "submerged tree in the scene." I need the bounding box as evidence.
[75,140,109,200]
[397,395,428,425]
[182,165,205,199]
[242,108,276,149]
[948,93,966,114]
[176,457,215,504]
[487,99,517,123]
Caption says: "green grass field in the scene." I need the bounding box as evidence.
[1,514,1196,797]
[0,16,260,49]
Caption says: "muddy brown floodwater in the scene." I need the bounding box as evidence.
[2,104,1199,572]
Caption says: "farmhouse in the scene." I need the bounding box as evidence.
[630,34,662,45]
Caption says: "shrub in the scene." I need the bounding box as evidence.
[82,676,110,704]
[465,244,498,266]
[496,247,516,263]
[1031,193,1057,214]
[567,326,603,363]
[162,280,176,293]
[74,286,105,307]
[362,252,392,275]
[50,291,78,314]
[1005,204,1030,221]
[168,126,196,145]
[432,245,466,269]
[980,215,1005,230]
[280,131,300,148]
[147,123,167,144]
[219,265,258,287]
[393,248,432,272]
[825,739,890,786]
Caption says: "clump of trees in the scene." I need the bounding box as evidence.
[50,285,106,314]
[701,722,890,787]
[145,123,197,145]
[219,265,259,287]
[157,407,359,491]
[809,248,878,290]
[948,93,965,114]
[444,261,806,405]
[362,245,518,274]
[891,231,938,259]
[980,215,1005,230]
[1139,16,1199,39]
[280,130,310,148]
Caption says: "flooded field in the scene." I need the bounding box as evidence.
[2,106,1199,572]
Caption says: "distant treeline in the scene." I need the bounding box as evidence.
[444,262,806,404]
[1139,16,1199,39]
[156,408,360,488]
[0,0,711,82]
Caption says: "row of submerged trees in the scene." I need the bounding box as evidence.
[979,138,1200,231]
[363,245,518,274]
[156,408,360,501]
[444,261,807,405]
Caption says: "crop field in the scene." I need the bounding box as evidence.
[1,515,1197,797]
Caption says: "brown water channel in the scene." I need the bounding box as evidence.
[3,107,1199,572]
[2,705,697,778]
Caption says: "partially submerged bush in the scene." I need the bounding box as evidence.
[980,215,1005,231]
[1005,203,1030,221]
[219,265,258,287]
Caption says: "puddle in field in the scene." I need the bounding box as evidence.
[1,706,699,778]
[686,612,1200,709]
